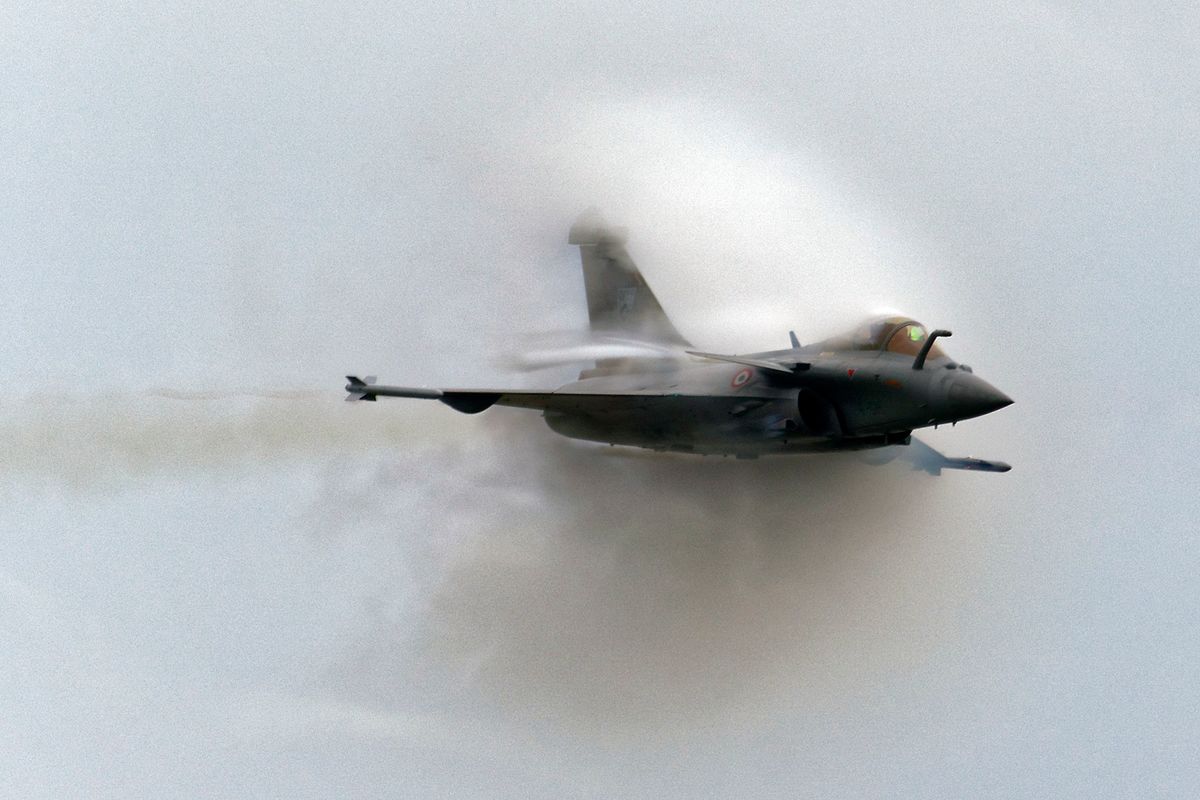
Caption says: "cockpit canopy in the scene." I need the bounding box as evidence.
[838,316,949,360]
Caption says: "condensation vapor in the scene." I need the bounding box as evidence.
[0,389,978,733]
[1,388,980,742]
[496,333,684,372]
[291,104,982,740]
[277,104,967,740]
[317,410,983,740]
[5,375,980,746]
[4,99,975,745]
[0,393,472,487]
[455,96,933,351]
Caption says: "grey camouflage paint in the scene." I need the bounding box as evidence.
[347,214,1012,468]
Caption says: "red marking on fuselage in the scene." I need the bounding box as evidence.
[846,368,856,378]
[731,368,753,389]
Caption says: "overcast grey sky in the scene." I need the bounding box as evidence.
[3,2,1198,798]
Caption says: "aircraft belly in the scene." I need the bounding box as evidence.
[540,393,811,454]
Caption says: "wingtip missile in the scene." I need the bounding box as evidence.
[345,375,377,401]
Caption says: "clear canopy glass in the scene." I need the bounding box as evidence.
[842,316,948,360]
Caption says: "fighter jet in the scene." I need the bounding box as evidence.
[346,212,1013,472]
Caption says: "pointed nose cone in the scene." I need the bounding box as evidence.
[946,374,1013,421]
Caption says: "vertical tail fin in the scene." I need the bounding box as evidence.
[568,210,690,350]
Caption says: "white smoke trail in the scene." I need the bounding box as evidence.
[0,392,476,487]
[2,385,982,742]
[147,389,327,401]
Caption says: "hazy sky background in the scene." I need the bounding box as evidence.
[3,2,1198,797]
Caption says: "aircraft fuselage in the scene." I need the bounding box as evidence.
[542,345,1011,457]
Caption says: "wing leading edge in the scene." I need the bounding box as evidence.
[346,377,535,414]
[345,376,732,415]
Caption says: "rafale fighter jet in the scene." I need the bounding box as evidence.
[346,213,1013,472]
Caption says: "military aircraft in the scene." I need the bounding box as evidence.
[346,212,1013,472]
